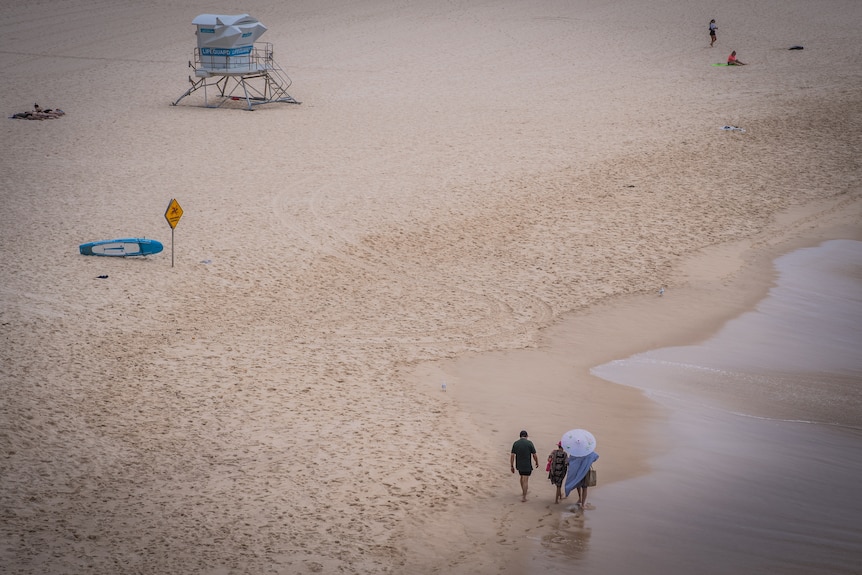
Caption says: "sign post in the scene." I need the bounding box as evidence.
[164,198,184,267]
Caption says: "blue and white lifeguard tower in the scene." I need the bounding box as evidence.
[172,14,300,110]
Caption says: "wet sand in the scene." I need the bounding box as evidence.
[586,239,862,575]
[429,237,861,575]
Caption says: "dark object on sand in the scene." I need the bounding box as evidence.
[9,107,65,120]
[789,45,804,50]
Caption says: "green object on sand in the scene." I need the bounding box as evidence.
[711,62,730,66]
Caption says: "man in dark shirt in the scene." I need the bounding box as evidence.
[510,430,539,502]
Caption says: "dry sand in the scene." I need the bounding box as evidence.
[2,0,861,573]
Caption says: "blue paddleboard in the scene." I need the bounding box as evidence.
[79,238,163,257]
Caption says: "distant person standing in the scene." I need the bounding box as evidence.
[510,430,539,502]
[709,19,717,47]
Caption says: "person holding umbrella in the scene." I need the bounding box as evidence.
[511,430,539,502]
[562,429,600,509]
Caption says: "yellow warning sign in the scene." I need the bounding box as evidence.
[164,198,183,229]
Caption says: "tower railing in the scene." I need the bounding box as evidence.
[172,42,300,110]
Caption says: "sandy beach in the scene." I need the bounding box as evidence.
[2,1,861,573]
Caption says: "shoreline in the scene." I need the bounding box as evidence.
[410,194,862,573]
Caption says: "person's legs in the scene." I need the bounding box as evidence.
[580,486,589,507]
[519,475,529,501]
[555,484,562,504]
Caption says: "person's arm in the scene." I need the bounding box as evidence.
[533,452,540,468]
[510,453,516,474]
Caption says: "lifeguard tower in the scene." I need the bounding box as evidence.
[172,14,300,110]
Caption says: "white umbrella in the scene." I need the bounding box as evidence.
[561,429,596,457]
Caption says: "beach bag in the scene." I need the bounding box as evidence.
[587,467,597,487]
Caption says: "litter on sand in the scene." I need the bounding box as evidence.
[720,125,746,133]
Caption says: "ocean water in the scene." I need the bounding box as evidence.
[594,239,862,428]
[541,240,862,574]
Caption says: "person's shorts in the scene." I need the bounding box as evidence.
[518,469,532,476]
